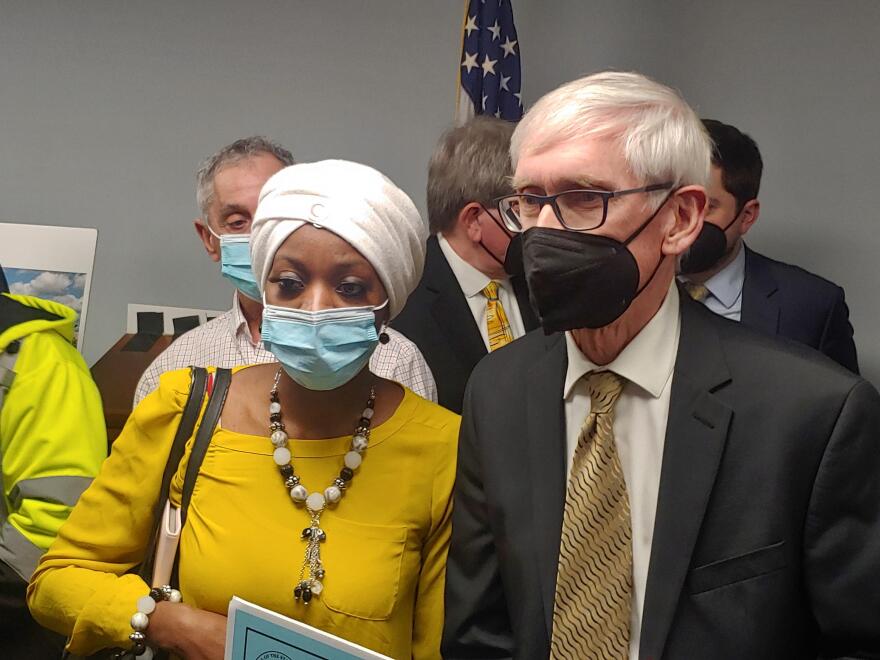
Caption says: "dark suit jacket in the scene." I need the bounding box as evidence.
[742,246,859,373]
[392,236,538,413]
[442,297,880,659]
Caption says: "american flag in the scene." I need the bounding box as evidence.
[457,0,522,123]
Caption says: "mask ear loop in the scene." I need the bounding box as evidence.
[476,204,513,267]
[623,191,675,298]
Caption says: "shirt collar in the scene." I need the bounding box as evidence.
[438,233,508,298]
[563,282,681,400]
[229,291,253,340]
[702,243,746,309]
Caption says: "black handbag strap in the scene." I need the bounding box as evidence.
[138,367,208,583]
[180,367,232,526]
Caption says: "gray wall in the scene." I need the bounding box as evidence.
[2,1,878,383]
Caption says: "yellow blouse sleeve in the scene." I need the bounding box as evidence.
[412,413,461,659]
[26,368,196,656]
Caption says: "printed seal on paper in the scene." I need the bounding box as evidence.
[256,652,292,660]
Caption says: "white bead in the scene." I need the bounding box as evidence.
[140,647,155,660]
[362,407,374,420]
[271,430,289,447]
[306,492,326,512]
[269,401,281,414]
[344,451,362,470]
[311,580,323,595]
[167,589,182,603]
[352,434,368,452]
[130,612,149,631]
[136,595,156,615]
[324,485,342,503]
[290,485,308,502]
[273,447,291,465]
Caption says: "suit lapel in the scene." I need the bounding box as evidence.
[424,237,487,370]
[524,332,568,641]
[639,300,733,658]
[741,246,780,336]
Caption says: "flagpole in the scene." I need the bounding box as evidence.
[454,0,469,120]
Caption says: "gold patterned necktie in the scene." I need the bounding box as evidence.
[551,370,631,660]
[682,280,710,302]
[482,281,514,351]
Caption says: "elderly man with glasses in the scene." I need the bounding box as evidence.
[442,71,880,659]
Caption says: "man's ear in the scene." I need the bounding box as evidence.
[457,202,485,244]
[738,199,760,236]
[663,185,707,257]
[194,219,221,262]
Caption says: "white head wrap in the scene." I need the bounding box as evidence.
[250,160,427,319]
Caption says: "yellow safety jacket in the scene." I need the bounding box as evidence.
[0,293,106,580]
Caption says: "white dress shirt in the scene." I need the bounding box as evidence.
[134,292,438,405]
[563,282,681,660]
[437,233,525,350]
[681,243,745,321]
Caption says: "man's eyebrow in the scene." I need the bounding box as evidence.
[511,175,617,192]
[217,203,250,219]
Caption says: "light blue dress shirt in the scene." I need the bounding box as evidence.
[682,244,746,321]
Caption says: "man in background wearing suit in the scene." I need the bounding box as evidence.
[442,71,880,659]
[679,119,859,372]
[393,116,537,413]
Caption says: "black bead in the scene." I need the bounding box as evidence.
[302,587,312,603]
[301,527,312,539]
[317,529,327,542]
[280,464,294,478]
[340,467,354,481]
[133,641,147,656]
[378,331,390,344]
[149,587,164,602]
[270,412,282,422]
[294,585,302,600]
[359,417,371,427]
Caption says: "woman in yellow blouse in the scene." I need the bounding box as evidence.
[28,160,460,660]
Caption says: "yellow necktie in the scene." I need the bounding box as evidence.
[482,281,514,351]
[551,371,631,660]
[683,281,710,302]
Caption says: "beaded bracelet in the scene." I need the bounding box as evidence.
[123,585,182,659]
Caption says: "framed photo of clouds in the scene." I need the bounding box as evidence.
[0,222,98,350]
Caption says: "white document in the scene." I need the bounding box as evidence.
[225,596,392,660]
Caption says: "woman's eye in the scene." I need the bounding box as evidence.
[278,275,304,293]
[337,281,365,297]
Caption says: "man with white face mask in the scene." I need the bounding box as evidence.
[134,137,437,405]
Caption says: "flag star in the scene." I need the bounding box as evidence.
[488,20,501,41]
[514,92,523,106]
[482,95,489,110]
[464,14,478,37]
[481,54,497,76]
[499,74,511,91]
[494,109,502,118]
[461,51,479,73]
[501,36,518,57]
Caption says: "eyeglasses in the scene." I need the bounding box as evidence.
[495,182,674,233]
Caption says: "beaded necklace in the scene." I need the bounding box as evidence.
[269,367,375,604]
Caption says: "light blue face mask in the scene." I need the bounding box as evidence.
[261,300,389,391]
[210,229,262,301]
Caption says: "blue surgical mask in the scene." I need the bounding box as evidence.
[210,229,262,301]
[261,300,389,391]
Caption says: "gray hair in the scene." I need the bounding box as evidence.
[511,71,711,198]
[195,136,295,219]
[427,116,516,235]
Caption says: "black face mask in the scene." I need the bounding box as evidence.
[678,210,740,275]
[521,199,668,332]
[503,232,524,277]
[477,204,516,270]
